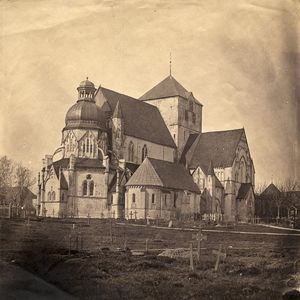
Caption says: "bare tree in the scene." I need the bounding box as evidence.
[0,156,14,204]
[279,179,300,213]
[11,163,36,209]
[254,182,268,195]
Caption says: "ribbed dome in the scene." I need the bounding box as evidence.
[65,100,105,130]
[79,78,95,88]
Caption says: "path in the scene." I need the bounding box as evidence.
[117,222,300,237]
[0,260,75,300]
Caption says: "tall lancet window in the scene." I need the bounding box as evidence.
[86,138,90,153]
[83,180,88,196]
[142,145,148,161]
[128,141,134,162]
[89,181,94,196]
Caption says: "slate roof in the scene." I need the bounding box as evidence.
[260,183,281,196]
[237,183,253,199]
[215,176,224,189]
[126,158,200,193]
[108,162,140,193]
[139,75,202,105]
[96,87,176,148]
[59,173,68,190]
[52,158,104,170]
[181,128,245,169]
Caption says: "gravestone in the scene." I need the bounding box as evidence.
[192,229,207,262]
[168,220,173,228]
[212,244,226,271]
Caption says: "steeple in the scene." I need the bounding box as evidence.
[77,77,96,101]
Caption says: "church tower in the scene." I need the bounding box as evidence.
[63,78,106,160]
[139,75,203,159]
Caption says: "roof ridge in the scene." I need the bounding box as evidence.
[100,86,163,109]
[202,128,244,134]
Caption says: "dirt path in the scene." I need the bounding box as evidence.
[0,260,75,300]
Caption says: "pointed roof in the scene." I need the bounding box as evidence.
[261,183,281,196]
[112,100,123,118]
[95,87,176,148]
[181,128,245,169]
[139,75,202,105]
[126,158,200,193]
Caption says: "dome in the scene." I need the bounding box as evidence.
[65,100,105,130]
[79,77,95,88]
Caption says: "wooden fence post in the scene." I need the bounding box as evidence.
[189,242,194,272]
[68,234,72,256]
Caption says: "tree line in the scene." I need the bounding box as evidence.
[0,155,36,209]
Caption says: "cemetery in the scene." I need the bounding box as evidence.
[1,217,300,299]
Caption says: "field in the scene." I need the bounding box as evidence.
[1,218,300,299]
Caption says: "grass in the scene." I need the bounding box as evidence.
[0,218,300,299]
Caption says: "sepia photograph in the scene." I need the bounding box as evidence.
[0,0,299,299]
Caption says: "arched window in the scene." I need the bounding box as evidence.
[83,180,88,196]
[61,193,64,201]
[151,193,155,204]
[89,180,94,196]
[90,143,93,154]
[83,143,86,155]
[51,191,55,201]
[142,145,148,161]
[132,193,136,203]
[86,138,89,153]
[48,192,51,201]
[128,141,134,162]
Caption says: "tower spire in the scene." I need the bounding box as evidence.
[169,52,172,77]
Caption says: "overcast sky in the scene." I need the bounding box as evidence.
[0,0,299,186]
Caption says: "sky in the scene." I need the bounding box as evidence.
[0,0,299,186]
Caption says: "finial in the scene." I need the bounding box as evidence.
[86,76,89,80]
[169,52,172,76]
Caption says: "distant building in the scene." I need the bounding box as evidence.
[256,183,300,221]
[0,187,36,217]
[38,74,255,222]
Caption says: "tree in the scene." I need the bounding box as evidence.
[10,163,36,209]
[279,179,300,214]
[0,156,14,204]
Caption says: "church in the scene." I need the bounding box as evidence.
[37,73,255,223]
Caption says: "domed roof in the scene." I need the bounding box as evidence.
[65,100,105,130]
[79,77,95,88]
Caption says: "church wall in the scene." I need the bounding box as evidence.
[43,172,64,217]
[143,96,202,158]
[123,135,174,164]
[125,186,200,220]
[67,168,109,218]
[237,190,255,222]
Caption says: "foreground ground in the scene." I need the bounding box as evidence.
[0,218,300,299]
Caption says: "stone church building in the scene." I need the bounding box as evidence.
[37,74,255,222]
